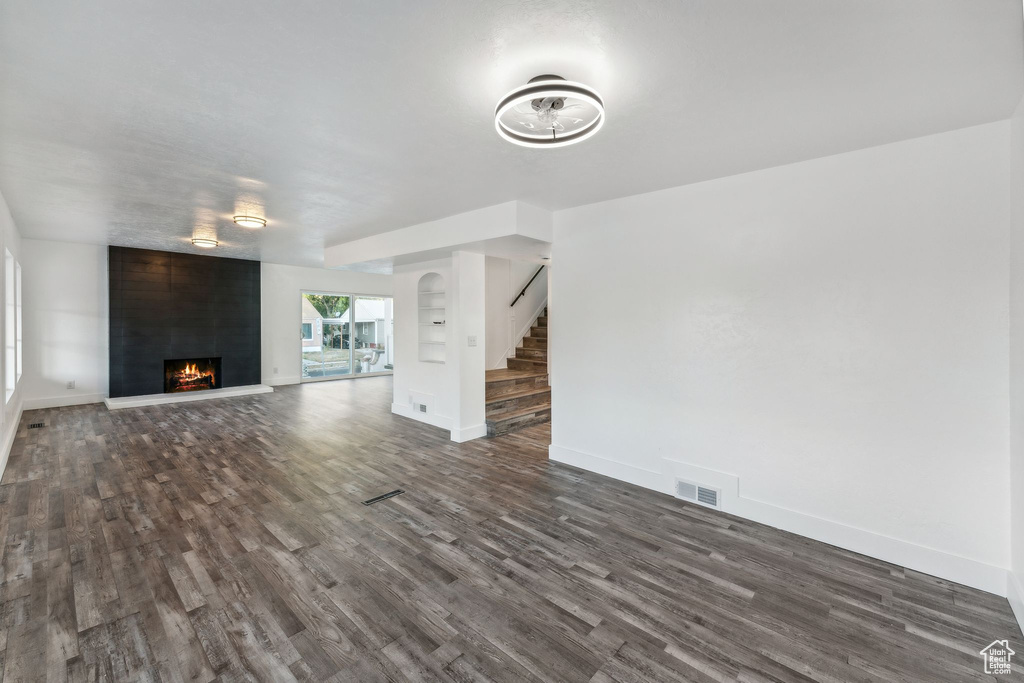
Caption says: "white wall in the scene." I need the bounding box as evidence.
[392,254,487,441]
[485,257,548,369]
[0,191,25,477]
[392,259,457,429]
[20,240,108,409]
[452,251,486,439]
[551,122,1012,594]
[1009,97,1024,628]
[260,263,392,386]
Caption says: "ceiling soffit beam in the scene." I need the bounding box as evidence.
[324,201,552,269]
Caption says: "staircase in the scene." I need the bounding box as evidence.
[485,308,550,437]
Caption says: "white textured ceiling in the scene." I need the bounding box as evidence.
[1,1,1021,267]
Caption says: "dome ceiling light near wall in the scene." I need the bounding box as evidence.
[495,75,604,148]
[233,214,266,228]
[191,237,218,248]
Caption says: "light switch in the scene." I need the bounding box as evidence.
[468,336,477,347]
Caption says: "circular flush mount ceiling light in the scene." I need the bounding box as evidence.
[191,237,218,248]
[495,75,604,148]
[233,214,266,228]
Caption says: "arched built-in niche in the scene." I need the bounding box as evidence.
[417,272,446,364]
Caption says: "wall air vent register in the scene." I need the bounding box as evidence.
[675,479,721,509]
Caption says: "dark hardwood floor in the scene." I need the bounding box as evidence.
[0,377,1020,681]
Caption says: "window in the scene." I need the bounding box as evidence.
[301,292,393,380]
[15,261,21,382]
[4,249,13,403]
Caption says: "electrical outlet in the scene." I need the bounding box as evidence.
[273,367,279,374]
[468,335,477,347]
[66,380,75,390]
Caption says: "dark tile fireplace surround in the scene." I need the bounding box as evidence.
[109,247,260,398]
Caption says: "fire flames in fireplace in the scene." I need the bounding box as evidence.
[164,358,221,393]
[175,363,213,389]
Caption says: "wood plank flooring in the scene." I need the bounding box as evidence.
[0,377,1020,681]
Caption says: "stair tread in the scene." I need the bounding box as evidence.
[486,306,551,436]
[486,402,551,423]
[486,368,546,382]
[485,385,550,405]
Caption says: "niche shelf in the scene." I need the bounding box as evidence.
[417,273,446,364]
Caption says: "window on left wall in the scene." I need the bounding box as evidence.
[5,249,14,403]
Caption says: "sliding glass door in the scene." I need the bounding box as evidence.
[301,292,393,381]
[351,296,393,374]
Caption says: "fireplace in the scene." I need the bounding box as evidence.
[164,358,222,393]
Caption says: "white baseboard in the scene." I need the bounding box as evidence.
[549,443,1009,596]
[265,376,300,387]
[451,424,487,443]
[104,384,273,410]
[391,402,453,431]
[1008,571,1024,637]
[23,393,106,410]
[490,347,512,370]
[391,405,484,443]
[0,401,22,483]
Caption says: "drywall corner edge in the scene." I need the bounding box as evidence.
[515,202,554,242]
[549,443,1010,596]
[1008,571,1024,637]
[451,424,487,443]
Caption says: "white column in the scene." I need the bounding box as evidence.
[451,250,486,442]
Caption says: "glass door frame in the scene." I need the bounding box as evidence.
[299,289,394,383]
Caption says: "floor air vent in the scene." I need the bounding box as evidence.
[362,489,405,506]
[675,479,721,509]
[27,423,45,429]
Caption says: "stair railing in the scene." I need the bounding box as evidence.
[510,265,545,308]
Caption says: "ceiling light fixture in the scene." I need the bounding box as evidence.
[233,214,266,228]
[495,75,604,148]
[191,237,218,248]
